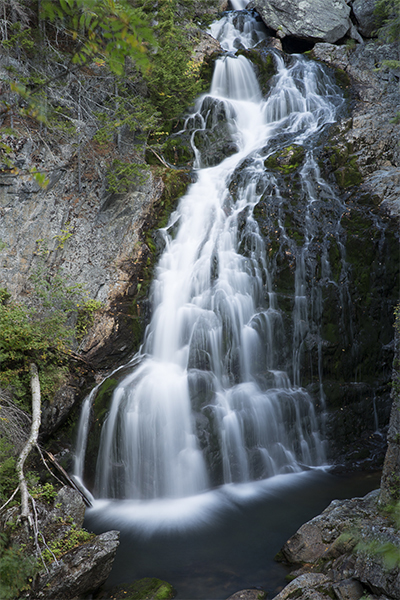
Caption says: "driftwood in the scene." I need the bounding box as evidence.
[43,451,92,507]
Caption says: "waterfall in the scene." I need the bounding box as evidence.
[75,9,346,502]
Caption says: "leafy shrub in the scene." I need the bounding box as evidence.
[42,0,154,75]
[0,438,17,504]
[143,0,204,122]
[0,260,102,408]
[0,533,37,600]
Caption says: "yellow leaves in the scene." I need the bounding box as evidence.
[184,59,202,79]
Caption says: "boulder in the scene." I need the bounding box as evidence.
[41,382,79,437]
[226,590,266,600]
[277,490,400,600]
[332,578,365,600]
[280,520,330,564]
[250,0,351,43]
[272,573,332,600]
[352,0,378,38]
[33,530,120,599]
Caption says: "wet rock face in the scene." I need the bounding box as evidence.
[311,41,400,176]
[277,490,400,600]
[251,0,351,43]
[252,135,398,463]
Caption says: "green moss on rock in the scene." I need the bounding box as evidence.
[325,143,362,188]
[334,161,362,188]
[335,68,351,96]
[264,145,305,174]
[114,577,176,600]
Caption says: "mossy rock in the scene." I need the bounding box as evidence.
[111,577,176,600]
[335,68,351,96]
[264,145,305,174]
[324,143,362,188]
[334,160,362,188]
[198,51,219,88]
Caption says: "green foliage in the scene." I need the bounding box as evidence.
[30,482,58,503]
[0,534,37,600]
[75,298,103,341]
[53,225,73,250]
[41,523,93,564]
[374,0,400,43]
[0,260,102,407]
[0,298,68,407]
[381,60,400,70]
[2,22,35,53]
[93,91,160,146]
[356,536,400,570]
[41,0,155,75]
[0,438,17,504]
[351,501,400,572]
[47,106,78,137]
[117,577,175,600]
[143,0,204,121]
[106,159,149,194]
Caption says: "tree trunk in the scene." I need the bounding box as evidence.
[16,363,41,527]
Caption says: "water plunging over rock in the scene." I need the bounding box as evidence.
[74,8,399,502]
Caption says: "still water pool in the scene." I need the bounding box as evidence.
[84,469,380,600]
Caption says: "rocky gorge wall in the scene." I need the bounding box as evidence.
[0,0,399,598]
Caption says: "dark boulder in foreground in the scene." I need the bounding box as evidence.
[275,489,400,600]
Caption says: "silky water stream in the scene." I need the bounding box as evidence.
[74,6,384,599]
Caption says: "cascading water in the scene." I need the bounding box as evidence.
[75,10,347,503]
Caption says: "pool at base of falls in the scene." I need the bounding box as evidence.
[85,469,381,600]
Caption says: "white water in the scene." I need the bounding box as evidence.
[75,10,345,505]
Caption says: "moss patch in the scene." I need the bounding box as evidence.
[111,577,176,600]
[334,68,351,96]
[325,143,362,188]
[264,145,305,174]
